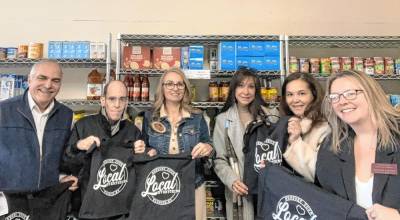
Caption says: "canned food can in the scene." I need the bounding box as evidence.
[330,57,340,74]
[320,58,331,76]
[6,48,17,59]
[364,57,375,75]
[18,45,28,58]
[0,48,6,60]
[289,56,299,74]
[299,58,310,73]
[373,57,384,74]
[384,57,394,75]
[309,58,320,74]
[352,57,364,72]
[28,43,44,59]
[340,57,352,71]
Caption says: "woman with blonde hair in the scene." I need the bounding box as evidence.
[141,67,214,220]
[316,70,400,220]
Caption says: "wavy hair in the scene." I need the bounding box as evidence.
[323,70,400,153]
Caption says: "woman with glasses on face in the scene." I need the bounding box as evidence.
[141,68,214,220]
[280,72,331,182]
[213,68,279,220]
[316,70,400,220]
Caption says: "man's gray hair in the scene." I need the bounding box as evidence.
[29,59,63,79]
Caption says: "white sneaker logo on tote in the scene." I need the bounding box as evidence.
[272,195,317,220]
[254,138,282,172]
[5,212,30,220]
[141,166,181,206]
[93,159,128,197]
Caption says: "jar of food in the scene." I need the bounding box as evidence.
[209,80,219,102]
[364,57,375,75]
[219,80,229,102]
[28,43,44,59]
[384,57,394,75]
[352,57,364,72]
[373,57,384,75]
[340,57,352,71]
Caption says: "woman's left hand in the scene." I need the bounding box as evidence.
[366,204,400,220]
[191,142,213,159]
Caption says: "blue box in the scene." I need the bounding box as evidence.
[219,56,236,70]
[48,41,63,59]
[219,41,236,70]
[264,56,280,71]
[249,41,265,57]
[249,57,265,70]
[188,58,203,70]
[265,41,280,56]
[219,41,236,55]
[236,57,250,68]
[189,45,204,59]
[236,41,250,57]
[62,41,75,59]
[75,41,90,59]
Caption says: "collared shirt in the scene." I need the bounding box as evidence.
[0,192,7,216]
[28,92,54,157]
[159,105,190,154]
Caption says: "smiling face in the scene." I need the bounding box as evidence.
[330,76,370,127]
[285,79,314,118]
[28,62,62,111]
[235,77,256,108]
[162,71,185,104]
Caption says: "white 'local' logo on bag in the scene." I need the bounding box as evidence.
[141,166,181,206]
[93,158,128,197]
[272,195,317,220]
[5,212,30,220]
[254,138,282,172]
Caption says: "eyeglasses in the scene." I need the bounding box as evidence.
[328,89,363,103]
[106,96,128,104]
[162,81,185,90]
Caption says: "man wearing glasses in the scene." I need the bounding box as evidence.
[62,80,145,219]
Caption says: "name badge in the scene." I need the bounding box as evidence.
[371,163,398,175]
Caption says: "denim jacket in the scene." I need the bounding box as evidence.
[142,108,212,188]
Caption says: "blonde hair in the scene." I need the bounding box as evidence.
[323,70,400,153]
[152,67,201,120]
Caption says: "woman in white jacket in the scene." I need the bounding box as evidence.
[280,72,331,182]
[213,67,278,220]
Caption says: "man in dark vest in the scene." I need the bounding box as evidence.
[0,59,78,218]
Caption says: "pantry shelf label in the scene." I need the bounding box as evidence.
[184,70,211,79]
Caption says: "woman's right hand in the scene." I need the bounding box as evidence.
[231,180,248,196]
[288,117,301,144]
[147,148,157,157]
[76,136,100,151]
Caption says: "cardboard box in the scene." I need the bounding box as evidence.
[189,45,204,59]
[75,41,90,59]
[181,47,189,69]
[219,42,236,70]
[265,41,280,57]
[236,57,250,68]
[264,56,280,71]
[249,41,265,57]
[48,41,63,59]
[236,41,250,57]
[123,46,151,69]
[188,58,203,70]
[153,47,181,70]
[249,57,265,70]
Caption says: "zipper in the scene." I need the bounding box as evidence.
[17,108,42,189]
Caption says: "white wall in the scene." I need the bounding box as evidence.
[1,0,400,100]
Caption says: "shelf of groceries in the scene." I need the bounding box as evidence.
[59,99,280,109]
[287,35,400,48]
[119,69,281,78]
